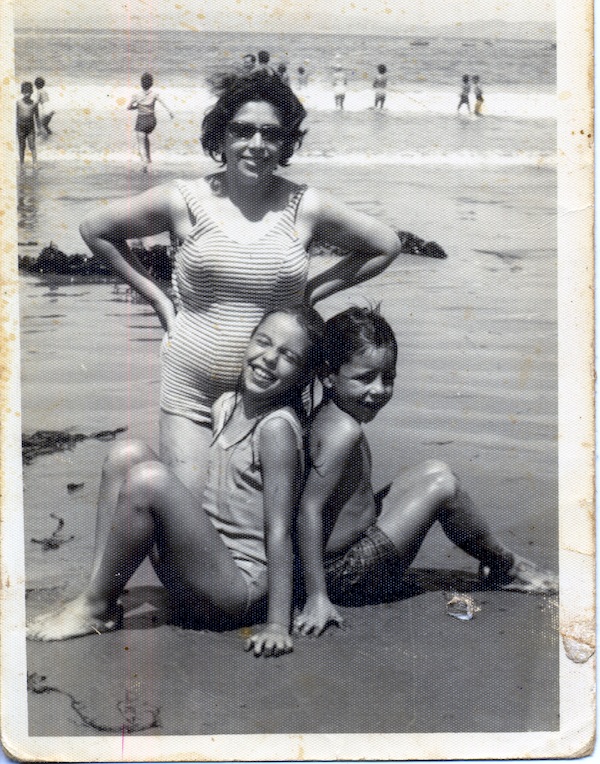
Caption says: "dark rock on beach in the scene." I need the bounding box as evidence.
[19,236,445,282]
[22,427,127,465]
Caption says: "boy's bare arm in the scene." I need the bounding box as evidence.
[295,415,361,636]
[245,417,299,657]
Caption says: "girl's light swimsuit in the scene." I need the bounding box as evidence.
[202,392,305,605]
[160,181,309,426]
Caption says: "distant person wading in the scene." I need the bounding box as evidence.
[127,72,174,172]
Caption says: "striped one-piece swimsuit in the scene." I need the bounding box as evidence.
[160,180,310,426]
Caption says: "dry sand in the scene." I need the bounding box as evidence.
[20,158,559,741]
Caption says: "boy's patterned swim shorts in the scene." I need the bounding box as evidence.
[324,524,398,599]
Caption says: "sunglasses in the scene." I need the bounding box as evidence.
[227,121,289,144]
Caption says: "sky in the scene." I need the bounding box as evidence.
[14,0,555,34]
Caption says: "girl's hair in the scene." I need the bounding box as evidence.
[377,64,387,75]
[322,306,397,374]
[141,72,153,89]
[21,81,33,95]
[34,77,45,89]
[201,70,307,166]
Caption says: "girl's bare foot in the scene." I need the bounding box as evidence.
[27,595,123,641]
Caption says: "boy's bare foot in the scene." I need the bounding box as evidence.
[479,555,558,594]
[27,596,123,641]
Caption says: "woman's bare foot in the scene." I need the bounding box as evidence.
[27,595,123,641]
[479,554,558,594]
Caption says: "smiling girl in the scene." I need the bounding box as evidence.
[28,306,324,657]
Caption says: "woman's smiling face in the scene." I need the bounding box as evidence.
[224,101,285,183]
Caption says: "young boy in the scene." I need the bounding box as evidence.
[373,64,388,109]
[457,74,471,114]
[472,75,484,116]
[16,81,40,167]
[34,77,55,136]
[294,307,558,636]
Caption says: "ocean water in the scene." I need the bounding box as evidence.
[14,29,556,166]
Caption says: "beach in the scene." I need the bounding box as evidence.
[20,154,560,741]
[5,23,566,756]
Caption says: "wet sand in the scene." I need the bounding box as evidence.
[19,157,559,743]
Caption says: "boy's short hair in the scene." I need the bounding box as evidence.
[377,64,387,74]
[141,72,153,89]
[323,306,398,374]
[257,50,270,64]
[21,81,33,95]
[34,77,45,89]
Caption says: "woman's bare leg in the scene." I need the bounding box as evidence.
[159,410,212,499]
[27,460,249,641]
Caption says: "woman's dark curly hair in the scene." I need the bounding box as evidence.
[201,70,307,166]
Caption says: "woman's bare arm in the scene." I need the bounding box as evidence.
[79,184,181,333]
[300,187,443,305]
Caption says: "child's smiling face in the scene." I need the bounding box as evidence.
[242,312,309,401]
[326,344,396,423]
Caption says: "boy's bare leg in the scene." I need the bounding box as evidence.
[135,131,149,170]
[375,459,458,568]
[376,460,557,593]
[27,133,37,166]
[27,461,249,641]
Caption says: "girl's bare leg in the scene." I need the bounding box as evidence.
[27,461,249,641]
[159,410,212,499]
[91,439,157,580]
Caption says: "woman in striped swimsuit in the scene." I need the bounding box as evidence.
[79,70,432,546]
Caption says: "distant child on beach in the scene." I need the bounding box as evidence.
[473,75,484,116]
[16,81,40,168]
[373,64,388,109]
[457,74,471,114]
[297,66,308,89]
[241,53,257,73]
[34,77,55,136]
[256,50,276,75]
[28,306,325,658]
[294,307,558,637]
[332,63,347,110]
[127,72,173,172]
[276,63,290,86]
